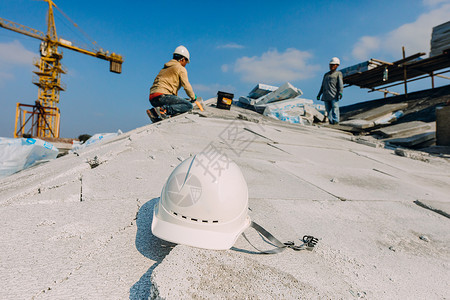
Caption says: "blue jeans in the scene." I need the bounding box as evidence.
[150,94,193,116]
[324,100,339,124]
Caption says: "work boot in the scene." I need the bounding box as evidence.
[146,107,168,123]
[158,107,168,119]
[147,108,162,123]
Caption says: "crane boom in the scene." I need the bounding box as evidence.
[0,0,123,138]
[0,16,123,72]
[0,17,45,40]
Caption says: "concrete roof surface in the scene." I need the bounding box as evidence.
[1,104,449,299]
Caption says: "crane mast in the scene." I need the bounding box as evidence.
[0,0,123,138]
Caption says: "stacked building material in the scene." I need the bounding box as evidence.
[239,82,302,109]
[340,61,378,78]
[238,82,326,125]
[430,21,450,57]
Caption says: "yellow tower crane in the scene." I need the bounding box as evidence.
[0,0,123,138]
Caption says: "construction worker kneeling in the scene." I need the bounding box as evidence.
[147,45,197,123]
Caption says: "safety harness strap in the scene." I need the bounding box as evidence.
[242,221,318,254]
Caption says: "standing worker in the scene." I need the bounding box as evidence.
[317,57,343,125]
[147,45,197,122]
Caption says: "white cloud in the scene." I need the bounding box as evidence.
[217,43,245,49]
[0,40,35,85]
[231,48,320,83]
[352,3,450,60]
[0,40,35,67]
[352,36,380,60]
[422,0,450,7]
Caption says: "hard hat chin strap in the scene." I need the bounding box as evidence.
[241,221,319,254]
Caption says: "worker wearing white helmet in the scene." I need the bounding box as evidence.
[147,45,197,122]
[317,57,344,124]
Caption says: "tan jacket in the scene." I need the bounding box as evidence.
[150,59,195,100]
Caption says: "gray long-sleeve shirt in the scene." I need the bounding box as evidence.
[317,70,343,101]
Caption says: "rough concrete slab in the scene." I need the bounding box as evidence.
[239,198,450,299]
[348,103,408,121]
[150,245,319,299]
[386,131,436,147]
[323,123,365,133]
[374,121,433,138]
[150,198,450,299]
[414,199,450,218]
[1,107,449,299]
[351,136,385,148]
[340,119,375,129]
[274,158,448,202]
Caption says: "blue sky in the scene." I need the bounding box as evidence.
[1,0,449,138]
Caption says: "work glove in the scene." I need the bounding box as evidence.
[316,95,321,100]
[190,95,197,103]
[338,93,343,100]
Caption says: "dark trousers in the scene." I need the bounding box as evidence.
[150,94,193,116]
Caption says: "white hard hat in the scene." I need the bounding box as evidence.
[173,45,190,62]
[330,57,340,65]
[151,151,251,250]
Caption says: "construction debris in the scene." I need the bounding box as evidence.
[348,103,408,122]
[70,130,123,153]
[340,119,375,130]
[238,82,302,110]
[386,131,436,148]
[254,82,302,107]
[238,82,326,125]
[436,105,450,146]
[340,60,378,77]
[339,85,450,154]
[430,21,450,57]
[0,137,59,178]
[248,83,278,99]
[373,121,433,138]
[262,98,323,125]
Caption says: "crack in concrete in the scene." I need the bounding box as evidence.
[372,168,397,178]
[79,175,83,202]
[266,143,291,154]
[273,163,341,201]
[243,127,273,142]
[414,200,450,219]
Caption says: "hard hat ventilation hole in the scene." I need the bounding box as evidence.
[171,210,220,224]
